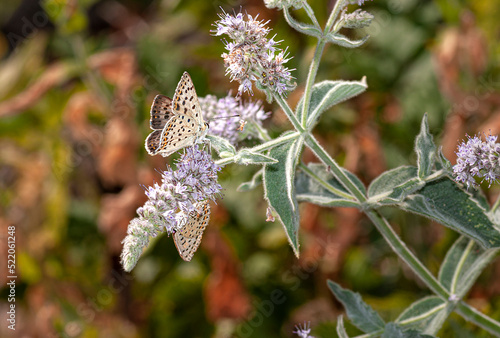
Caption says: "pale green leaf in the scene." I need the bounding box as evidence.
[283,8,321,37]
[336,316,350,338]
[381,323,436,338]
[206,134,236,157]
[415,114,436,179]
[234,149,278,165]
[325,32,370,48]
[296,79,367,126]
[295,163,361,208]
[396,296,446,332]
[438,236,498,297]
[327,280,385,333]
[367,166,424,205]
[263,137,304,256]
[400,178,500,248]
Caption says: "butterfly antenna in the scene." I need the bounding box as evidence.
[208,114,240,122]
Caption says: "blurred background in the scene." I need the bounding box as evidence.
[1,0,500,337]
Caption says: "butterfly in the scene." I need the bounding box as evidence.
[145,72,209,157]
[173,200,211,261]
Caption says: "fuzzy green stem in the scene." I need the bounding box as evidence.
[300,0,347,127]
[302,2,322,29]
[214,131,300,166]
[274,93,305,132]
[456,302,500,336]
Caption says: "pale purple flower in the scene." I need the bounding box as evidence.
[213,10,295,97]
[121,146,222,271]
[199,93,270,145]
[453,133,500,189]
[293,322,315,338]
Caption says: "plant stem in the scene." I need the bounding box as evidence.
[274,93,304,132]
[302,2,322,29]
[300,0,347,128]
[456,302,500,336]
[491,193,500,213]
[214,131,300,166]
[305,134,366,201]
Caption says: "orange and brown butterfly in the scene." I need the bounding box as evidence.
[145,72,209,157]
[173,200,211,261]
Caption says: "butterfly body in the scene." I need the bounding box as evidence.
[145,72,209,157]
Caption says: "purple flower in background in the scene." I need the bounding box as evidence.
[453,133,500,189]
[213,10,295,97]
[121,146,222,271]
[199,93,270,146]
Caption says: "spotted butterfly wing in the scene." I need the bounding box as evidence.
[173,200,210,261]
[150,95,174,130]
[146,72,209,157]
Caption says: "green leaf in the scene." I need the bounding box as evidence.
[327,280,385,333]
[396,296,446,332]
[296,79,367,127]
[237,169,263,192]
[336,316,350,338]
[415,114,436,179]
[283,8,321,37]
[367,166,424,205]
[295,163,362,208]
[435,146,452,172]
[438,236,498,297]
[263,137,304,256]
[381,323,436,338]
[234,149,278,165]
[206,134,236,157]
[325,32,370,48]
[401,177,500,248]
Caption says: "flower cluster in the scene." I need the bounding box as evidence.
[213,10,296,97]
[453,134,500,189]
[340,8,374,29]
[200,93,270,145]
[293,322,315,338]
[121,146,222,271]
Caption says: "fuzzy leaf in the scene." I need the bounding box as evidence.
[438,236,498,296]
[336,316,350,338]
[283,8,321,37]
[367,166,424,205]
[264,136,304,256]
[401,178,500,248]
[206,134,236,157]
[237,169,263,192]
[381,323,436,338]
[295,163,362,208]
[435,146,452,172]
[415,114,436,179]
[296,79,367,126]
[234,149,278,165]
[327,280,385,333]
[325,32,370,48]
[396,296,446,332]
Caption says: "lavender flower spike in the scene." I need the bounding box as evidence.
[453,133,500,189]
[121,145,222,272]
